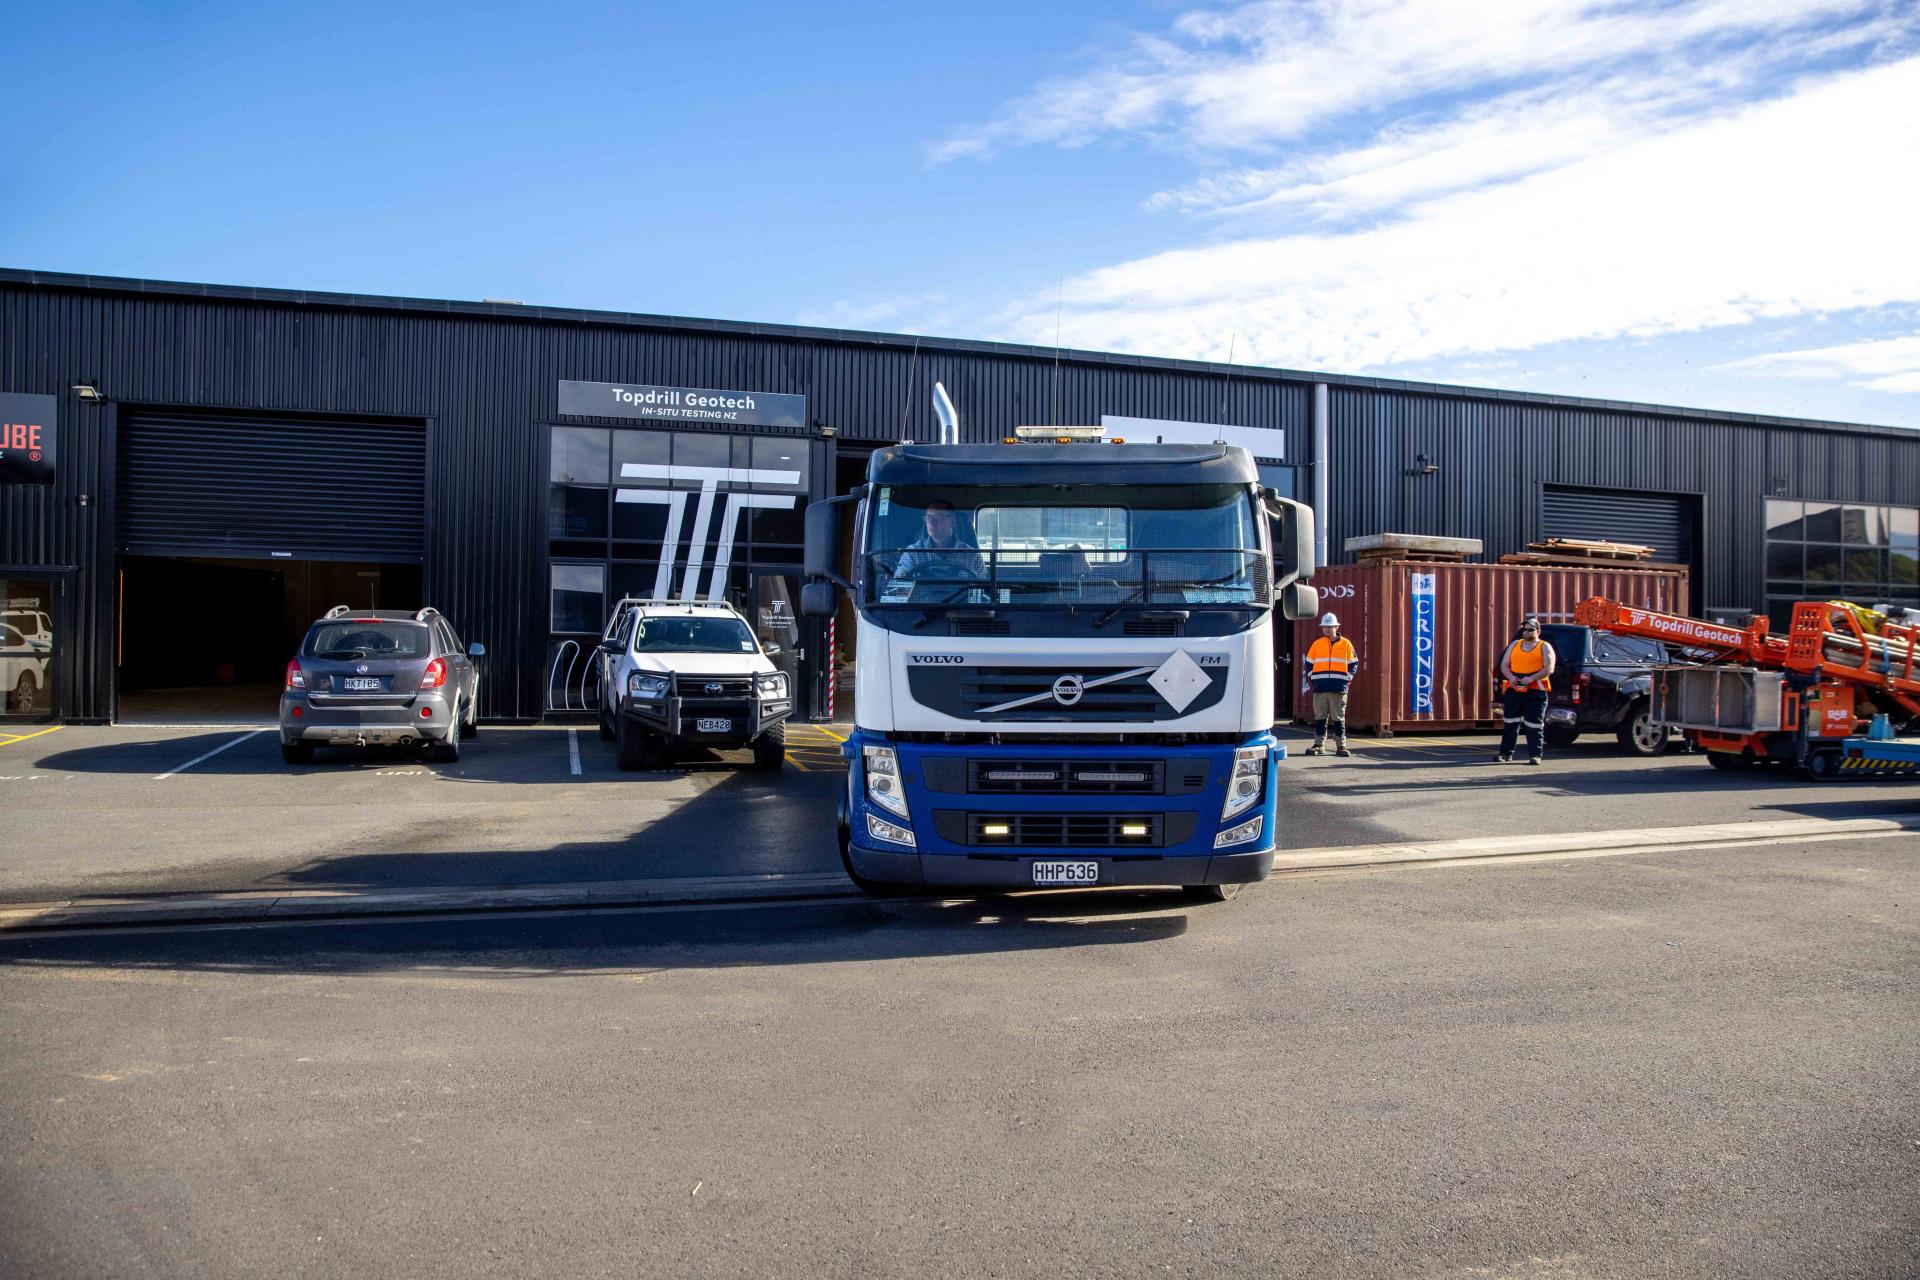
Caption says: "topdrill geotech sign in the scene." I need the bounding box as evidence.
[1409,571,1436,714]
[558,380,806,430]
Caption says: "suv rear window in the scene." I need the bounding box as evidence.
[305,622,431,659]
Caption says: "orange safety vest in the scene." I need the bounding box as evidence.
[1503,640,1552,692]
[1307,636,1358,676]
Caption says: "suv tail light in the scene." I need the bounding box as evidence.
[420,657,448,690]
[285,660,306,691]
[1573,672,1591,706]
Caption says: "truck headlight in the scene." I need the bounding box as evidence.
[755,672,789,700]
[1215,815,1263,848]
[627,673,669,699]
[866,813,916,847]
[1221,744,1268,821]
[862,743,909,819]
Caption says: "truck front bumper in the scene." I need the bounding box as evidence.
[843,842,1274,887]
[841,730,1281,889]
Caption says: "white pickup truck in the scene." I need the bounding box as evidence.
[594,598,793,771]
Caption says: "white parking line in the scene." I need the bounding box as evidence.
[568,728,582,776]
[154,729,268,779]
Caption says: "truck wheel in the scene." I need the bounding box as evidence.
[1804,749,1841,780]
[1616,702,1668,757]
[1545,725,1580,748]
[751,721,786,771]
[1182,882,1243,903]
[281,741,315,765]
[616,715,660,770]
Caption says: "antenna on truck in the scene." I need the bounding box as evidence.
[932,381,960,445]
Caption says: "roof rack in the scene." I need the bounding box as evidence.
[324,605,352,619]
[413,607,440,622]
[611,597,737,610]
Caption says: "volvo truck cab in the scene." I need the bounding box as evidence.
[803,427,1316,899]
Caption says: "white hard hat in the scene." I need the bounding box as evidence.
[1319,612,1340,627]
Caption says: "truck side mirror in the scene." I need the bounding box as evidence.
[804,501,840,581]
[1280,582,1317,622]
[801,582,839,618]
[1267,496,1316,586]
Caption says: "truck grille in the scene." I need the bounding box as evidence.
[906,664,1227,722]
[965,813,1166,848]
[967,759,1164,794]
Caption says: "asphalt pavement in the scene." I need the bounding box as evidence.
[1,834,1914,1278]
[2,724,1914,907]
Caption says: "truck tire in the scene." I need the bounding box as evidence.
[598,695,615,742]
[1705,750,1752,772]
[1182,882,1243,903]
[1616,701,1668,757]
[751,721,786,771]
[281,741,315,765]
[1545,725,1580,748]
[616,714,660,771]
[1804,749,1841,780]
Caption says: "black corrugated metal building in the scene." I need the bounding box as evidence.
[2,267,1916,725]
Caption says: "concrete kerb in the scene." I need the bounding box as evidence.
[1,815,1914,933]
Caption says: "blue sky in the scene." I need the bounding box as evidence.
[4,0,1919,427]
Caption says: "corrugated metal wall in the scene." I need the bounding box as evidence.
[2,273,1916,722]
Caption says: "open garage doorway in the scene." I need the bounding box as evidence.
[116,557,422,723]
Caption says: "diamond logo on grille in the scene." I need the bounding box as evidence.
[1148,650,1212,713]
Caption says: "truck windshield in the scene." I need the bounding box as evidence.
[865,483,1263,608]
[634,616,759,653]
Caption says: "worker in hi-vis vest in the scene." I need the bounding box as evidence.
[1304,612,1359,757]
[1496,617,1557,765]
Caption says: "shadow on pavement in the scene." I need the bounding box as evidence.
[0,891,1193,976]
[31,725,830,785]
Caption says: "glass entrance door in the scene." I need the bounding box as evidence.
[1,572,60,721]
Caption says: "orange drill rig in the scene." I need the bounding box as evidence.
[1572,596,1920,778]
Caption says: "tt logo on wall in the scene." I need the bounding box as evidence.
[615,462,801,600]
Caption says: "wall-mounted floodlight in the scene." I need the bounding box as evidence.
[72,384,103,402]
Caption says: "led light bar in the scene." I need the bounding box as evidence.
[1012,425,1104,439]
[1076,771,1148,784]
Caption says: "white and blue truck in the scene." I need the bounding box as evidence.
[801,421,1317,900]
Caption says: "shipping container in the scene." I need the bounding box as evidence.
[1293,561,1690,734]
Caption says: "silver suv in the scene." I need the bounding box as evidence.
[281,607,484,764]
[595,598,791,771]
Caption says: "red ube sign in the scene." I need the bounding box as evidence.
[0,393,56,485]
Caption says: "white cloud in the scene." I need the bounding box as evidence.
[1733,333,1920,393]
[986,54,1920,372]
[931,0,1900,165]
[794,292,953,333]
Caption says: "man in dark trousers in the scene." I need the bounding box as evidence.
[1304,611,1359,757]
[1496,617,1557,765]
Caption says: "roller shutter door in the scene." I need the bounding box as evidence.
[119,411,426,560]
[1541,486,1693,564]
